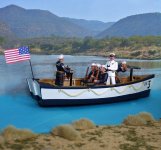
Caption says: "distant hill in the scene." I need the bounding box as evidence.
[0,5,93,38]
[0,22,15,38]
[62,17,114,35]
[98,13,161,38]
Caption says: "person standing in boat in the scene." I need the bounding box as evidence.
[55,54,71,86]
[105,53,118,85]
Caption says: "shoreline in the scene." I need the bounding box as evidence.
[0,112,161,150]
[1,53,161,61]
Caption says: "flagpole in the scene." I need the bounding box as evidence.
[28,46,34,79]
[29,59,34,79]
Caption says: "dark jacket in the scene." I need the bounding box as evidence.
[97,72,108,84]
[56,60,70,73]
[87,70,99,79]
[55,60,70,86]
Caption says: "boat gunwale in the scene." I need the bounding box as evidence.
[33,74,155,89]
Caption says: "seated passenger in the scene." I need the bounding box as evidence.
[117,61,127,73]
[86,63,96,82]
[94,63,101,80]
[116,61,127,83]
[94,65,108,84]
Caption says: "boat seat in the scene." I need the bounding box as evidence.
[39,79,55,85]
[120,77,130,83]
[64,78,84,87]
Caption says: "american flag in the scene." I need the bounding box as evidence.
[4,46,30,64]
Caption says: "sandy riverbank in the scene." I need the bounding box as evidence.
[0,112,161,150]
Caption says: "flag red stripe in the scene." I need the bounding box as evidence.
[5,52,19,56]
[4,49,18,52]
[6,55,30,61]
[4,49,18,54]
[6,58,30,64]
[5,54,30,59]
[7,55,30,59]
[5,54,23,59]
[6,56,30,63]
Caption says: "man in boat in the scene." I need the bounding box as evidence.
[55,54,71,86]
[105,53,118,85]
[94,65,108,84]
[115,61,127,83]
[86,63,97,82]
[117,61,127,73]
[94,63,101,80]
[83,63,97,83]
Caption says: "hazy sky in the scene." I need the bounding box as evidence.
[0,0,161,22]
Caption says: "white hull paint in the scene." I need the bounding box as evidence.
[40,81,150,100]
[27,74,154,106]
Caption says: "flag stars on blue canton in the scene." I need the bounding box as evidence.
[18,47,30,55]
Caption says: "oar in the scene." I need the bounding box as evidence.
[127,65,141,69]
[84,66,89,80]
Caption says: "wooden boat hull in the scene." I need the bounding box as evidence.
[27,74,154,107]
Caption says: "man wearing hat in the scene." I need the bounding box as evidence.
[94,65,108,84]
[117,61,127,73]
[86,63,97,82]
[55,54,71,86]
[105,53,118,85]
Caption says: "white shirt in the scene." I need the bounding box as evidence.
[105,60,118,77]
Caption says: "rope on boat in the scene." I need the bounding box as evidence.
[111,83,144,94]
[129,83,144,90]
[88,88,111,96]
[58,89,88,97]
[58,82,145,97]
[110,87,129,94]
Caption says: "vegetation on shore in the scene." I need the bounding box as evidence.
[1,36,161,59]
[0,112,161,150]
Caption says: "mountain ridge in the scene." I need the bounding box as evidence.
[62,17,114,35]
[0,5,111,38]
[98,12,161,38]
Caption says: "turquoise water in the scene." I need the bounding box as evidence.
[0,55,161,133]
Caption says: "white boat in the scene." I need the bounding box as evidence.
[27,71,155,107]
